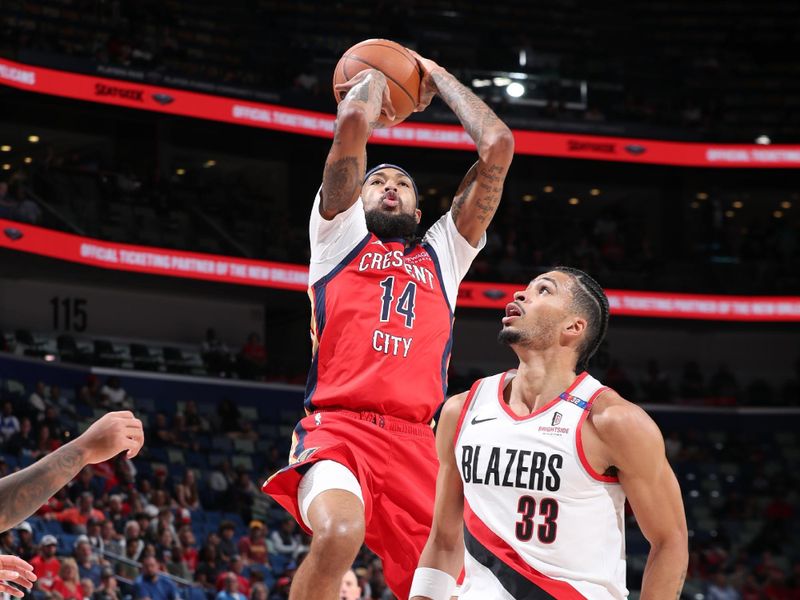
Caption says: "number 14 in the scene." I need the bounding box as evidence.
[379,277,417,328]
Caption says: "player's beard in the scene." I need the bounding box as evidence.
[365,209,418,240]
[498,314,560,349]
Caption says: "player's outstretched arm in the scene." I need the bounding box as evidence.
[410,393,467,600]
[409,50,514,246]
[0,411,143,532]
[320,69,394,220]
[594,393,688,600]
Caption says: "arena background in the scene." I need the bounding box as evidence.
[0,2,798,599]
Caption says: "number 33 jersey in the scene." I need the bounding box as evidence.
[307,190,484,423]
[455,371,628,600]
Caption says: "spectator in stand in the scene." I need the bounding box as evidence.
[35,424,61,455]
[93,567,121,600]
[6,417,38,458]
[0,531,15,555]
[69,467,106,502]
[239,333,267,380]
[196,543,223,584]
[150,414,174,447]
[217,521,238,564]
[125,520,144,561]
[177,528,198,572]
[82,578,96,600]
[171,413,200,452]
[14,522,36,561]
[74,535,103,586]
[202,328,235,377]
[79,375,103,407]
[0,401,20,444]
[41,405,63,439]
[133,556,179,600]
[181,400,207,434]
[85,518,105,554]
[174,470,201,510]
[27,381,48,416]
[217,399,241,434]
[249,582,269,600]
[227,467,256,524]
[100,377,129,409]
[339,569,362,600]
[215,556,250,596]
[50,385,76,418]
[53,557,86,600]
[49,491,105,533]
[707,572,740,600]
[101,520,123,556]
[107,495,129,533]
[269,519,300,560]
[238,521,269,566]
[217,573,247,600]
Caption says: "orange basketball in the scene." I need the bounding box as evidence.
[333,39,421,128]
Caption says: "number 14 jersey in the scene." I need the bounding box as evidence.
[306,190,484,423]
[455,371,628,600]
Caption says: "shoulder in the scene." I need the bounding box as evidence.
[439,391,469,427]
[589,389,664,466]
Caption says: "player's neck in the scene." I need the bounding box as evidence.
[510,351,578,413]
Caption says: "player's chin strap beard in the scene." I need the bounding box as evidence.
[365,209,418,242]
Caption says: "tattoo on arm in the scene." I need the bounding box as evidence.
[0,443,84,531]
[341,70,386,127]
[451,162,479,222]
[431,71,502,149]
[322,156,361,214]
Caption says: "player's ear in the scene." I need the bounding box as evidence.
[414,208,422,223]
[564,316,587,340]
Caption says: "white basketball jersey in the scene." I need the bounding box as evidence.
[454,370,628,600]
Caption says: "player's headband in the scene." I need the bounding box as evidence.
[364,163,419,204]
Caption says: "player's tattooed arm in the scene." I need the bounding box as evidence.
[320,70,394,219]
[409,51,514,245]
[0,443,83,531]
[0,411,143,532]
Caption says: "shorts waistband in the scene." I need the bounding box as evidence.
[321,409,433,437]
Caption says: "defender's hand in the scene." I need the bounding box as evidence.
[75,411,144,462]
[0,555,36,598]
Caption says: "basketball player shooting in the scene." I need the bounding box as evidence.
[410,269,688,600]
[262,45,514,600]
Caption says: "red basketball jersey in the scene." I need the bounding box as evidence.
[307,233,454,423]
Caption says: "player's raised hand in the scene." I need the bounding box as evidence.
[333,69,396,123]
[406,49,443,112]
[75,411,144,463]
[0,555,36,598]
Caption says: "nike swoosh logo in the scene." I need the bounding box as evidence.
[471,416,497,425]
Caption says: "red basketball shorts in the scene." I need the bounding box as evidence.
[262,409,439,599]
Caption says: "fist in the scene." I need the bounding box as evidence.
[0,555,36,598]
[76,411,144,464]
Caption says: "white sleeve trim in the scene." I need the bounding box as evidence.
[308,186,369,286]
[422,211,486,310]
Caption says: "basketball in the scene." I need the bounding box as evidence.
[333,39,421,128]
